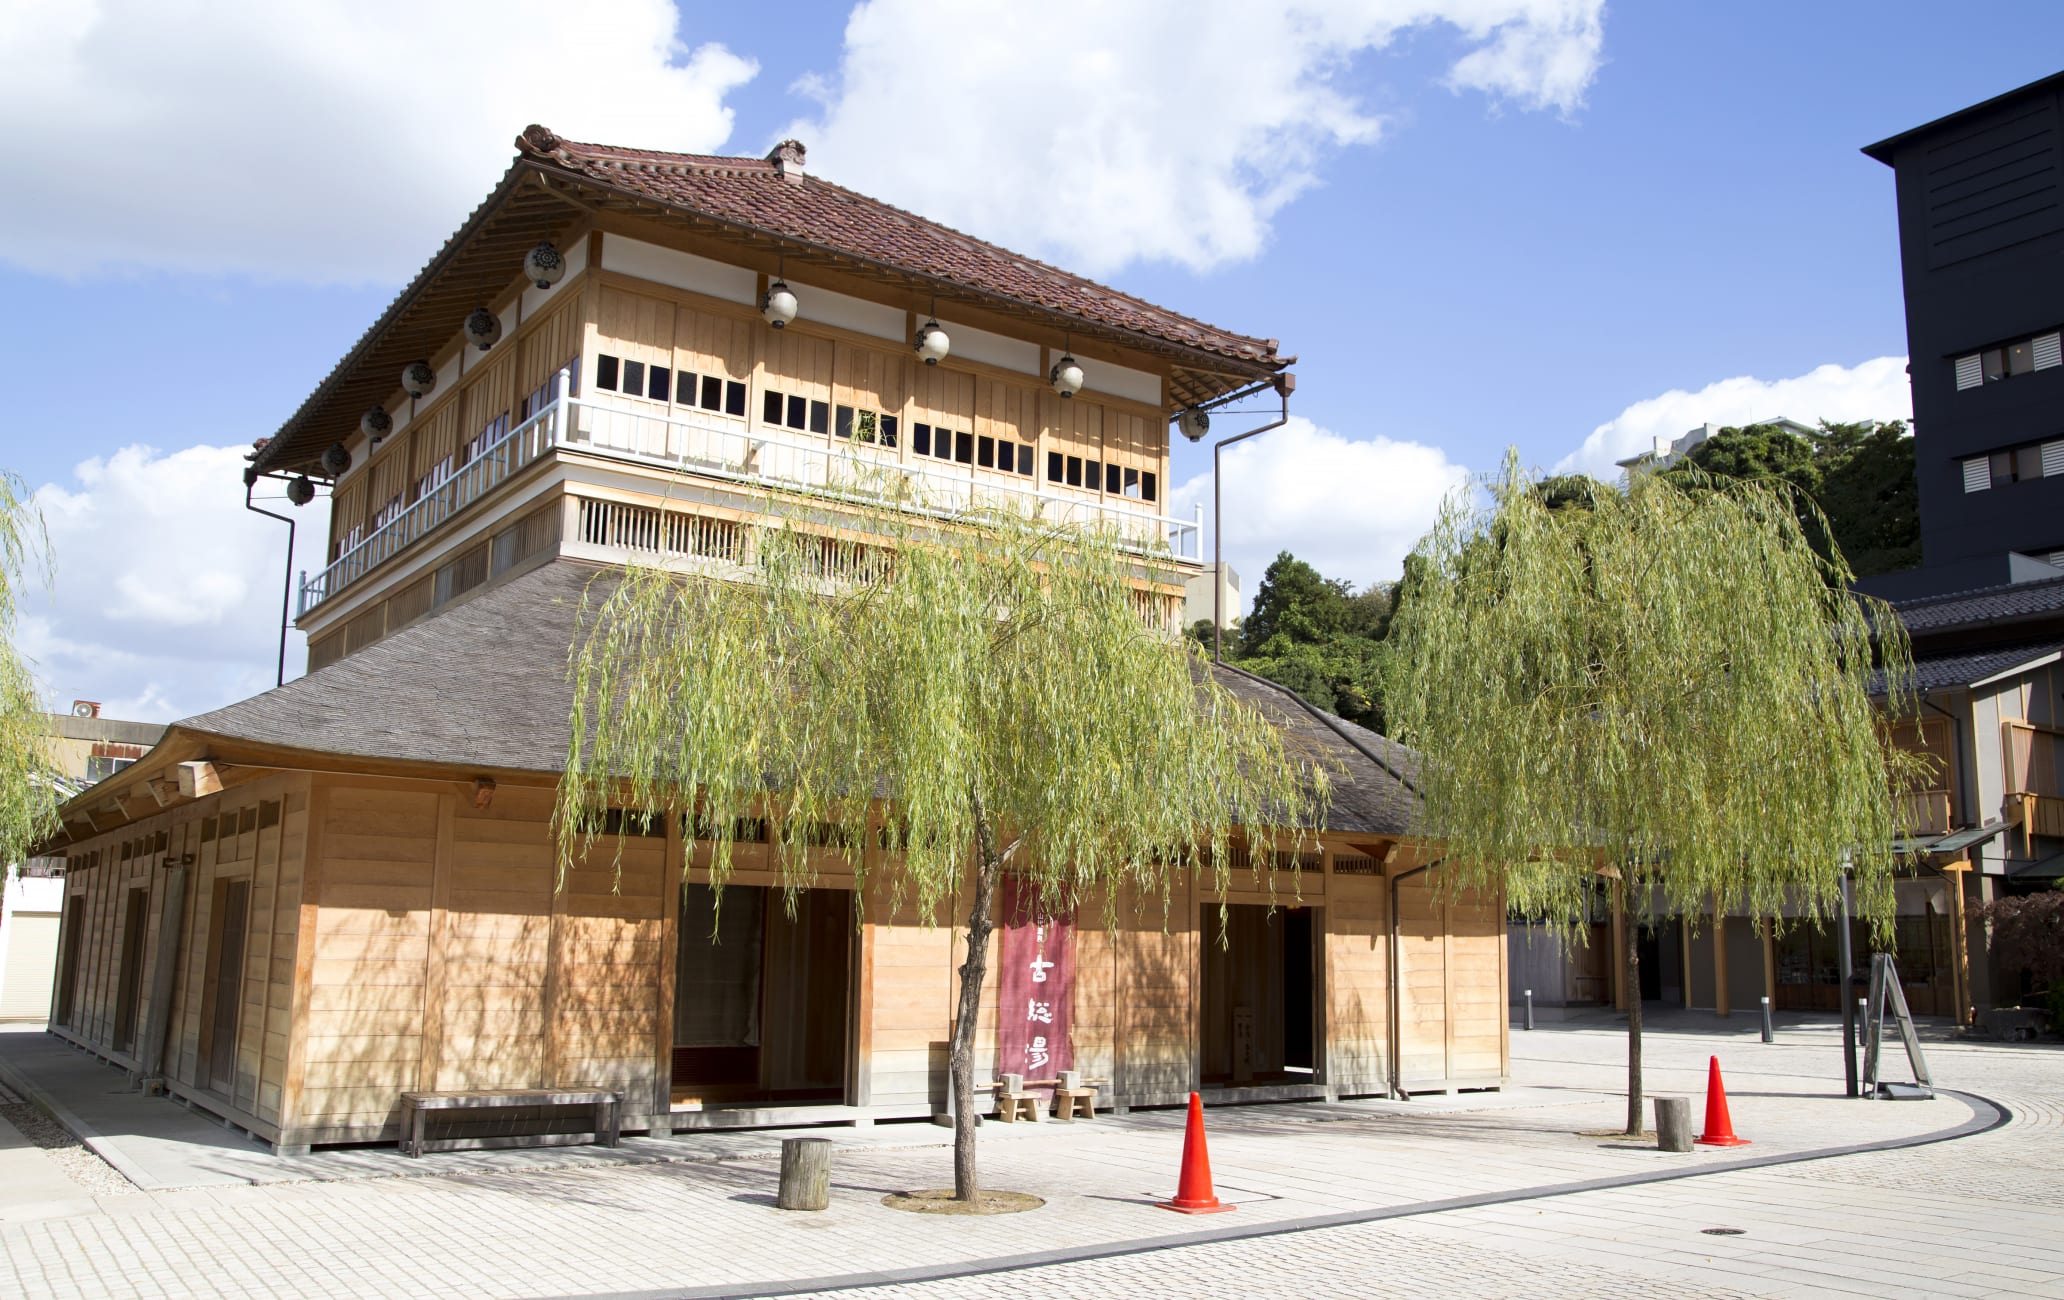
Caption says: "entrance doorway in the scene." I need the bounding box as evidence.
[112,887,149,1055]
[1200,904,1317,1086]
[1638,927,1664,1002]
[202,878,249,1097]
[672,884,852,1107]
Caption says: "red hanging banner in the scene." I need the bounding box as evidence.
[994,874,1074,1087]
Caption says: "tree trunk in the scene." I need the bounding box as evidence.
[1625,913,1644,1136]
[951,799,1006,1202]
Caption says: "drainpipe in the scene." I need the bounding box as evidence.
[1388,856,1445,1099]
[243,470,296,688]
[1211,378,1294,662]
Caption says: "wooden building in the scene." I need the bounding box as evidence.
[40,129,1507,1151]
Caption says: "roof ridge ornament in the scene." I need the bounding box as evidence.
[517,124,563,155]
[767,139,807,184]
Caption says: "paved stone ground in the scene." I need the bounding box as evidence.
[0,1011,2056,1299]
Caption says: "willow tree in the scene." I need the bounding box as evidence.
[557,492,1325,1202]
[1383,453,1919,1134]
[0,471,56,882]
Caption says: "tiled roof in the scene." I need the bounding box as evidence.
[171,561,1413,836]
[517,127,1284,370]
[1890,572,2064,636]
[1889,641,2064,695]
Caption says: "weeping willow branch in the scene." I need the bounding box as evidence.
[0,470,57,876]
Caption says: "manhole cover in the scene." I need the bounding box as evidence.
[1701,1228,1746,1236]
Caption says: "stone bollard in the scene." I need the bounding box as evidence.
[776,1137,833,1211]
[1523,989,1534,1031]
[1760,996,1774,1044]
[1655,1096,1692,1153]
[1059,1070,1082,1091]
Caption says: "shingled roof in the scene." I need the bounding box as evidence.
[252,129,1288,478]
[172,561,1418,837]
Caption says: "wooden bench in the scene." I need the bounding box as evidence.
[986,1072,1108,1123]
[398,1088,622,1158]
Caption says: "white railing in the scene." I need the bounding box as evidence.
[300,395,1204,615]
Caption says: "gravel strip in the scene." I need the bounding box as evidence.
[0,1100,138,1196]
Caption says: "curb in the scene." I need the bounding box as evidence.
[0,1040,168,1193]
[563,1087,2009,1300]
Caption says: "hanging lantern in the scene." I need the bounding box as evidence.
[1178,408,1211,443]
[914,319,951,366]
[1050,354,1084,399]
[286,475,316,506]
[761,279,798,328]
[463,307,502,351]
[523,241,565,290]
[360,407,392,440]
[401,360,436,398]
[321,444,351,476]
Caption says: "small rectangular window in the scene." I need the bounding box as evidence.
[1962,457,1990,493]
[2008,341,2036,377]
[1066,455,1082,487]
[1983,348,2006,383]
[1105,463,1122,494]
[700,375,722,411]
[2017,445,2045,482]
[809,400,830,435]
[835,405,855,439]
[2034,332,2062,371]
[880,415,898,448]
[1016,443,1034,476]
[725,381,747,417]
[1049,451,1064,483]
[648,366,670,403]
[622,360,645,395]
[914,423,933,457]
[787,394,808,430]
[1124,466,1141,498]
[764,390,784,425]
[977,435,995,468]
[1954,354,1983,390]
[1085,459,1102,491]
[955,431,973,464]
[936,429,954,460]
[596,354,620,392]
[1991,450,2015,489]
[1142,470,1157,502]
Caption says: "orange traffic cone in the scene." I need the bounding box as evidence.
[1158,1092,1234,1214]
[1696,1055,1750,1147]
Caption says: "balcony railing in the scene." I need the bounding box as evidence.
[300,396,1205,616]
[1896,789,1952,838]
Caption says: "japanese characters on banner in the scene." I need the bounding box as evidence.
[995,874,1073,1087]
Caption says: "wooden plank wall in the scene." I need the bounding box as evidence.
[1116,876,1196,1101]
[50,774,310,1142]
[1394,867,1508,1090]
[552,822,666,1114]
[858,874,954,1109]
[1325,867,1390,1095]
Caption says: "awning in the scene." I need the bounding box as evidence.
[1892,817,2012,857]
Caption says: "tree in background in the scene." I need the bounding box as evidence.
[1662,419,1920,577]
[559,497,1325,1204]
[1384,452,1921,1134]
[1977,886,2064,1027]
[0,471,56,879]
[1195,551,1397,730]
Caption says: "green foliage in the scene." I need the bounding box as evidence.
[1384,450,1923,936]
[0,471,55,874]
[1662,420,1919,578]
[1221,551,1395,730]
[560,504,1325,913]
[1977,888,2064,990]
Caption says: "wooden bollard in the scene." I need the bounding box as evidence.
[776,1137,833,1211]
[1655,1096,1692,1153]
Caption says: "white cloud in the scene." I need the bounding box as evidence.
[1171,416,1469,608]
[1556,356,1914,479]
[21,445,330,723]
[0,0,755,282]
[787,0,1606,275]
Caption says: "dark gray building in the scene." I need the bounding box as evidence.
[1862,71,2064,601]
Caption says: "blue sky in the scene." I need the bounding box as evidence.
[4,1,2062,720]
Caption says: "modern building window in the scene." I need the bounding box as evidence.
[1963,438,2064,492]
[1954,330,2062,391]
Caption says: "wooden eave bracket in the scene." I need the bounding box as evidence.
[146,777,182,808]
[176,760,225,799]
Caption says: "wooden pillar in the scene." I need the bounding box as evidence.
[1713,903,1729,1018]
[1947,860,1972,1027]
[1679,915,1693,1010]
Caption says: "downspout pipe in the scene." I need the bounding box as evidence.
[243,470,295,689]
[1211,378,1294,662]
[1389,856,1445,1099]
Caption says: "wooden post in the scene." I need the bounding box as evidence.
[776,1137,833,1211]
[1654,1096,1692,1152]
[1760,917,1777,1013]
[1946,860,1972,1027]
[1679,915,1693,1010]
[1713,904,1729,1018]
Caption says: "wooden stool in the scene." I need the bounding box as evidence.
[994,1073,1043,1123]
[1052,1088,1096,1121]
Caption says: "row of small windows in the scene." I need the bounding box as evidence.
[1963,438,2064,492]
[1954,330,2062,390]
[595,353,749,418]
[1048,452,1157,502]
[594,358,1152,498]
